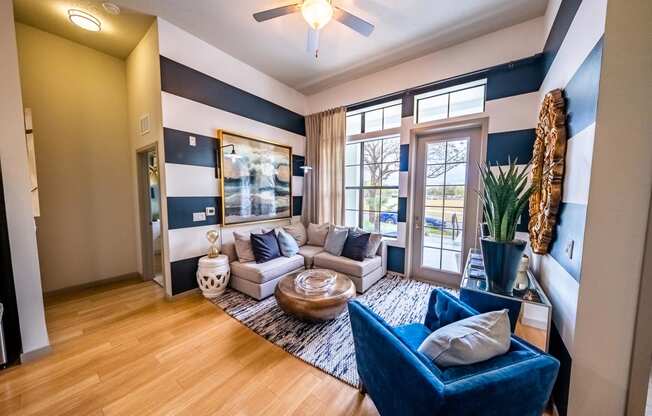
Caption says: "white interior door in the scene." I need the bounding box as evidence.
[411,128,482,287]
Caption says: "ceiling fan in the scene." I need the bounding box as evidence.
[253,0,374,58]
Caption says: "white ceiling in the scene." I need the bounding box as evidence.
[16,1,548,94]
[115,0,547,94]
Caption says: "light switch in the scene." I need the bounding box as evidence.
[189,136,196,146]
[205,207,215,216]
[193,212,206,222]
[565,240,575,259]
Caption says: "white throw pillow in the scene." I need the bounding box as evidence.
[307,223,330,246]
[417,309,511,367]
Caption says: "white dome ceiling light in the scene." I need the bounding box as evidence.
[68,9,101,32]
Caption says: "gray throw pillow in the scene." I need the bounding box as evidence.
[323,226,349,256]
[233,231,256,263]
[417,309,511,367]
[307,223,330,246]
[283,222,307,246]
[349,227,382,258]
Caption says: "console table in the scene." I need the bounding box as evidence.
[460,249,552,351]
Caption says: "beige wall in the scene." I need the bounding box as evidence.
[569,0,652,413]
[15,23,137,292]
[0,1,49,355]
[125,21,169,295]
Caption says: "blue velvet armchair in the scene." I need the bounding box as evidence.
[348,289,559,416]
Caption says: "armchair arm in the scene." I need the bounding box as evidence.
[377,240,387,276]
[424,289,478,331]
[348,300,444,416]
[442,352,560,416]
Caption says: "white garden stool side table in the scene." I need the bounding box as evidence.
[196,255,230,299]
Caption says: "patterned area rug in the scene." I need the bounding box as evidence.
[211,275,447,386]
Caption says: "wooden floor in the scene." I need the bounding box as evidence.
[0,279,378,415]
[0,278,553,416]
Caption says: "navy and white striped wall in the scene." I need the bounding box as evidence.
[381,50,547,274]
[532,1,605,414]
[158,32,306,294]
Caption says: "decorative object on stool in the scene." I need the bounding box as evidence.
[206,229,221,258]
[196,254,230,298]
[478,160,537,295]
[529,88,566,254]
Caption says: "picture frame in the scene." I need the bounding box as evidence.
[218,130,293,226]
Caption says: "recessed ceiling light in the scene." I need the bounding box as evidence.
[102,2,121,15]
[68,9,101,32]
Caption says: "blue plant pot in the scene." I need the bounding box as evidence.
[480,238,527,295]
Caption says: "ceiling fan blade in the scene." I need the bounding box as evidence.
[253,4,300,22]
[307,28,320,58]
[333,7,374,37]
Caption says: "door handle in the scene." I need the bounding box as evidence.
[414,216,421,231]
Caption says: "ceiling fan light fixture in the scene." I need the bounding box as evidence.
[301,0,333,30]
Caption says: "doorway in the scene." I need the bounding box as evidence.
[137,146,164,287]
[410,127,482,287]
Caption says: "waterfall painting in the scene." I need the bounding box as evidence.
[219,130,292,225]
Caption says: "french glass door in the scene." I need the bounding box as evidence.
[411,128,482,286]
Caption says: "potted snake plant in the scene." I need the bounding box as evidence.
[478,160,537,295]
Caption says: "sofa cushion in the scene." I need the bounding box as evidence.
[393,321,537,383]
[250,230,281,263]
[283,222,307,246]
[230,255,304,284]
[234,231,256,263]
[313,252,381,277]
[276,229,300,257]
[307,223,329,246]
[341,231,370,261]
[298,245,324,268]
[418,309,511,367]
[349,227,383,258]
[323,226,348,256]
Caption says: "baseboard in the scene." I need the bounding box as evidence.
[44,272,142,298]
[20,344,52,363]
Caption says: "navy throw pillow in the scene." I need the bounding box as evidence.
[341,232,371,261]
[250,230,281,263]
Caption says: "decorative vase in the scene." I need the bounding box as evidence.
[480,238,527,295]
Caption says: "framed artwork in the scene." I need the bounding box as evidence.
[218,130,292,225]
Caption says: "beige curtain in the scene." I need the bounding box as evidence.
[302,107,346,225]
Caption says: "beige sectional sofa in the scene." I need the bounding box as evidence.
[221,226,387,300]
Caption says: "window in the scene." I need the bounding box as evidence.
[345,136,400,236]
[415,79,486,124]
[346,100,402,136]
[422,139,468,273]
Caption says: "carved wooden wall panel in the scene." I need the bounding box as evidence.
[528,89,566,254]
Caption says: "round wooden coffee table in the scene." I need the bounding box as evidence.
[274,270,355,322]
